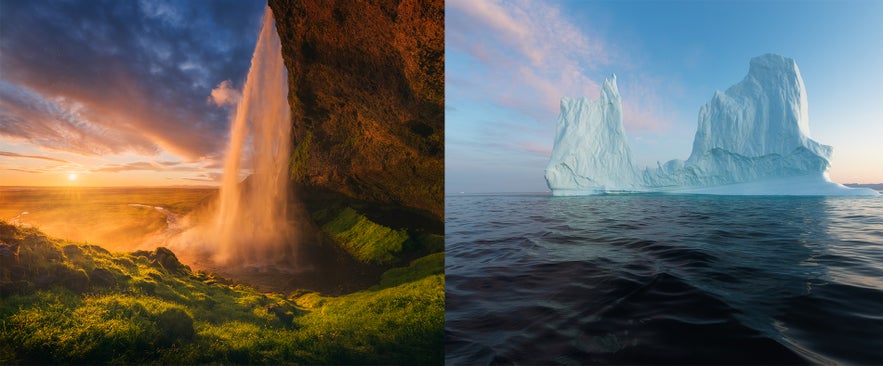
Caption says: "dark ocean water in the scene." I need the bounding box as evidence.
[445,193,883,365]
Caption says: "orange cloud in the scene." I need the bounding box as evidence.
[208,80,242,107]
[0,1,265,163]
[0,151,69,163]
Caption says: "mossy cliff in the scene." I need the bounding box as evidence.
[268,0,444,220]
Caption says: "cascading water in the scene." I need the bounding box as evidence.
[213,6,292,266]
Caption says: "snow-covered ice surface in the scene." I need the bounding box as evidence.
[545,54,879,196]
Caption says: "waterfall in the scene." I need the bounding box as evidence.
[213,6,292,265]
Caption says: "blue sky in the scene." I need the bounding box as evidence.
[0,0,265,186]
[446,0,883,193]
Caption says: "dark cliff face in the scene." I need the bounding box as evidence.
[268,0,443,219]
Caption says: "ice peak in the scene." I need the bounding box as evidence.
[600,74,619,104]
[747,53,799,80]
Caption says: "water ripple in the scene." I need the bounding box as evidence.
[446,194,883,364]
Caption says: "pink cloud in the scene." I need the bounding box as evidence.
[0,72,227,162]
[90,160,201,173]
[620,72,685,132]
[447,0,606,119]
[517,142,553,156]
[208,80,241,107]
[448,0,607,70]
[447,0,675,132]
[0,151,69,163]
[0,82,159,157]
[1,167,43,174]
[623,101,671,132]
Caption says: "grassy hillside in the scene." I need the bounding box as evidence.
[0,221,443,364]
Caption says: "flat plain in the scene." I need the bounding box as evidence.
[0,186,215,252]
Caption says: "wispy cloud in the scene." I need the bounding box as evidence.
[447,0,607,120]
[90,161,203,173]
[0,82,159,156]
[446,0,674,131]
[0,150,69,163]
[0,0,265,161]
[1,167,44,174]
[180,172,223,183]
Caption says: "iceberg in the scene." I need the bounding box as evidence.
[545,54,879,196]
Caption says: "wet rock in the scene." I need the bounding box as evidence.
[148,247,191,275]
[152,247,181,271]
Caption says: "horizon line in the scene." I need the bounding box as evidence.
[0,185,219,189]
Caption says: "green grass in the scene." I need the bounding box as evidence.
[312,201,443,267]
[0,221,443,364]
[320,207,410,265]
[377,252,444,289]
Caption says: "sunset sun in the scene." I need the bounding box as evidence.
[67,173,78,181]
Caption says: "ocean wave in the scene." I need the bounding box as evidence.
[446,194,883,364]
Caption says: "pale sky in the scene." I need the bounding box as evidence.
[446,0,883,193]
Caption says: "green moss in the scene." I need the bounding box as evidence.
[288,274,444,364]
[377,252,444,289]
[289,132,312,182]
[0,222,443,364]
[320,207,409,265]
[409,232,445,255]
